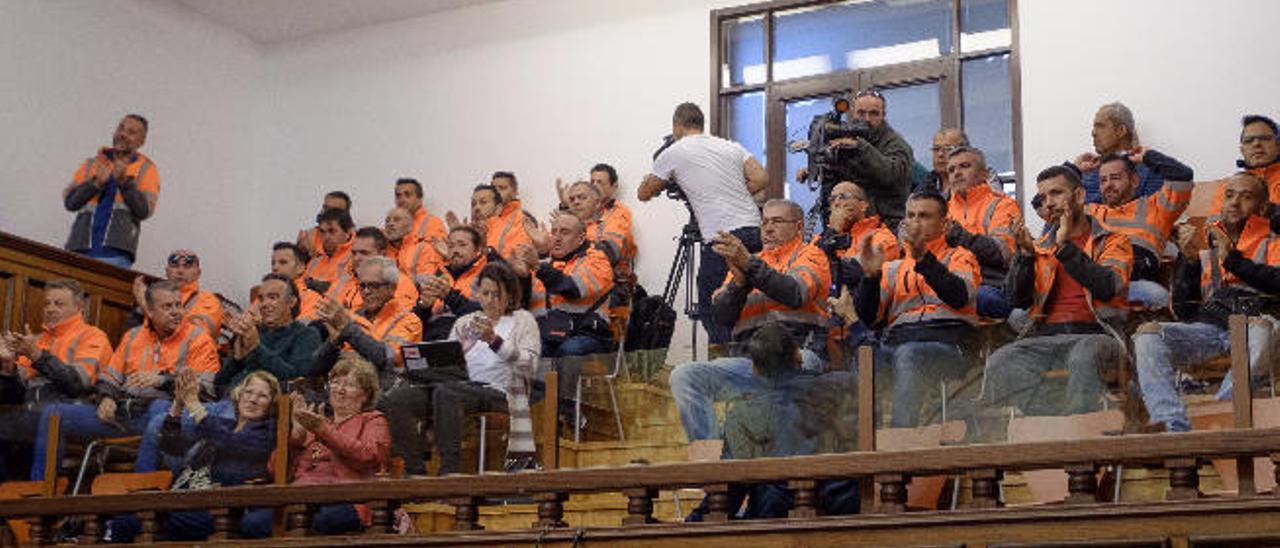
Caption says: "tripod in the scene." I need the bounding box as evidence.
[663,214,703,362]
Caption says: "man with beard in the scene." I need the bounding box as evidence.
[1068,102,1191,204]
[415,227,487,341]
[63,114,159,269]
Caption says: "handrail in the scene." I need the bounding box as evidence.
[2,427,1279,520]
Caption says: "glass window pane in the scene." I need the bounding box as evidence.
[772,0,952,80]
[879,83,941,173]
[961,0,1011,52]
[722,15,766,87]
[962,53,1014,191]
[726,91,766,166]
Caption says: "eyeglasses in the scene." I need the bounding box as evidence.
[358,281,392,292]
[167,254,197,266]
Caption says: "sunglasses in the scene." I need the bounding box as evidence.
[167,254,198,266]
[854,89,885,101]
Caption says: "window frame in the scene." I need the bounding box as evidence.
[709,0,1024,204]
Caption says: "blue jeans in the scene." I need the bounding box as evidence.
[667,350,821,443]
[240,504,361,538]
[983,333,1124,416]
[1128,280,1170,310]
[106,510,213,542]
[977,285,1012,319]
[30,400,169,480]
[697,226,762,345]
[82,248,134,269]
[1133,320,1276,432]
[135,400,235,473]
[876,341,971,427]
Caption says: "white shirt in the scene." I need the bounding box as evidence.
[651,133,761,239]
[451,309,540,396]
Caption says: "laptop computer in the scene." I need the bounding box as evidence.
[401,340,467,372]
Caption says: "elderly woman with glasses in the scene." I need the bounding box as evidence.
[106,369,282,542]
[239,355,391,538]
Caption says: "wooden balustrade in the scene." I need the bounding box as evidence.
[4,428,1280,545]
[0,231,150,344]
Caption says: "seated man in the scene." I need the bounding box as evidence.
[914,128,968,194]
[0,280,110,478]
[589,163,638,273]
[340,227,418,312]
[565,180,633,272]
[394,178,447,246]
[312,256,423,387]
[217,273,323,394]
[516,213,616,358]
[62,114,159,269]
[31,280,220,479]
[384,207,444,278]
[855,192,980,427]
[1135,173,1280,432]
[270,241,323,323]
[414,226,487,341]
[130,249,224,336]
[1086,150,1194,308]
[487,171,540,260]
[985,166,1132,417]
[945,147,1021,318]
[1211,115,1280,211]
[137,273,322,473]
[304,208,356,300]
[669,199,830,444]
[818,181,901,292]
[298,191,351,258]
[446,184,502,234]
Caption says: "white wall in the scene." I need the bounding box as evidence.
[0,0,262,299]
[254,0,739,360]
[1018,0,1280,220]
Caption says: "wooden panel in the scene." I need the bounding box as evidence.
[0,231,149,345]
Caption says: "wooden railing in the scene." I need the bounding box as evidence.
[5,428,1280,546]
[0,231,145,344]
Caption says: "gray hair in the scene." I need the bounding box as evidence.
[948,146,988,172]
[1098,102,1136,139]
[568,180,601,198]
[358,256,399,285]
[936,127,970,146]
[763,199,804,221]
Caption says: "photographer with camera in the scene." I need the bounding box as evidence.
[639,102,769,345]
[797,90,915,230]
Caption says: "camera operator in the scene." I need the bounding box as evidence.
[798,90,915,230]
[639,102,769,345]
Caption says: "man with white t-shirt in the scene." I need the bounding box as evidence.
[639,102,769,344]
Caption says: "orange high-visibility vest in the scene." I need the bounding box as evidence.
[720,235,831,338]
[103,321,220,399]
[406,208,447,248]
[1198,215,1280,295]
[1087,179,1192,255]
[1028,215,1133,322]
[341,270,419,313]
[487,200,533,260]
[396,238,445,279]
[178,281,224,337]
[949,182,1021,260]
[305,238,355,300]
[430,257,488,316]
[546,246,614,321]
[838,215,902,262]
[877,234,979,328]
[68,152,160,215]
[350,298,422,369]
[15,314,109,391]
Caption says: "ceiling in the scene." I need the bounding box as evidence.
[172,0,506,44]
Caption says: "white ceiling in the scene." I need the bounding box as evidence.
[172,0,505,44]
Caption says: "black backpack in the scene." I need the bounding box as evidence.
[624,286,676,352]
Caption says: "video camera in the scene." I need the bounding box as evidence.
[653,134,687,202]
[793,95,874,228]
